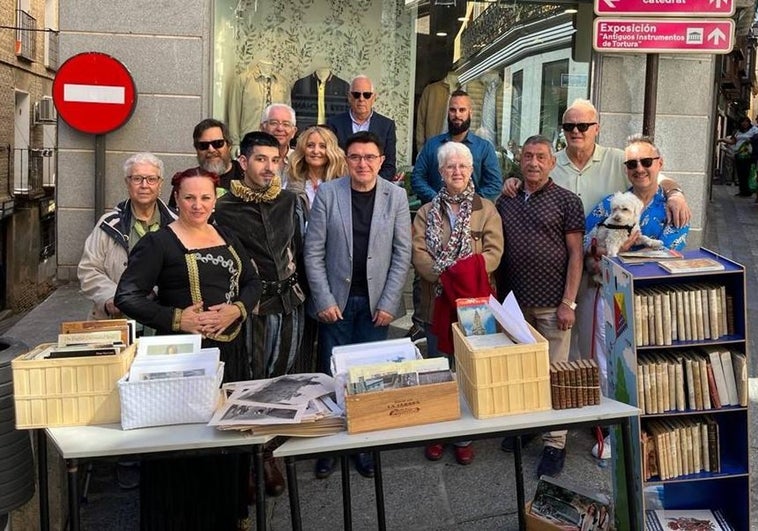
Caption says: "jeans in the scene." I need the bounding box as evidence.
[317,295,389,374]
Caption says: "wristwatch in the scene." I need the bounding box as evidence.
[561,298,577,310]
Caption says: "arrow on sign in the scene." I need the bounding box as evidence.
[709,0,729,8]
[603,0,618,8]
[708,27,727,45]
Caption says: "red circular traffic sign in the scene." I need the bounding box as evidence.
[52,52,137,135]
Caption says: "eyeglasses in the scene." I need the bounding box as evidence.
[265,120,294,130]
[127,175,161,185]
[347,154,380,163]
[443,163,472,172]
[561,122,597,133]
[624,157,660,170]
[195,139,226,151]
[350,91,373,100]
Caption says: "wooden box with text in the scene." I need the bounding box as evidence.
[453,322,551,418]
[345,378,460,434]
[11,342,136,428]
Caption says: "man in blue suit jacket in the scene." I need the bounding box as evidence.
[304,131,411,479]
[327,75,397,180]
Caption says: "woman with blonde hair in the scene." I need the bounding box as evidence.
[287,125,348,208]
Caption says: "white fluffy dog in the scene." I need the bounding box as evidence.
[588,191,664,281]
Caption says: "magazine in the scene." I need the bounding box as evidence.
[456,297,497,336]
[618,248,684,264]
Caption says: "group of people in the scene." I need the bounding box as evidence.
[718,114,758,198]
[76,76,692,529]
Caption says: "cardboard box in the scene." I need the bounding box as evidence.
[12,342,135,428]
[345,379,460,434]
[453,322,551,418]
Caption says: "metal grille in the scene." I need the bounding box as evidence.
[15,10,37,61]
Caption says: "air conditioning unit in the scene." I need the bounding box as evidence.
[35,97,57,124]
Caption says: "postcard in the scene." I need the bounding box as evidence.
[136,334,202,357]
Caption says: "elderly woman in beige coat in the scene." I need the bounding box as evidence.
[412,141,503,466]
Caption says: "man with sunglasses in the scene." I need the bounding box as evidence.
[260,103,298,177]
[327,75,397,180]
[192,118,241,190]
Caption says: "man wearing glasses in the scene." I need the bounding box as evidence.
[304,131,411,479]
[327,75,397,180]
[78,152,177,321]
[260,103,298,177]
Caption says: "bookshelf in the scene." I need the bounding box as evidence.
[601,248,749,530]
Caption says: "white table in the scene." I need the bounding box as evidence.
[41,424,274,531]
[275,397,640,531]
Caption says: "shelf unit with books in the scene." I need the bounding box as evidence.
[601,247,748,530]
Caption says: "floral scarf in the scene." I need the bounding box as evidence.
[425,180,475,277]
[230,174,282,203]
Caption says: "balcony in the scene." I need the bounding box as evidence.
[15,9,37,62]
[44,30,59,70]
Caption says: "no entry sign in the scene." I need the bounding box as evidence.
[52,52,137,135]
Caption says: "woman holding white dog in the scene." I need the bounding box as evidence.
[584,135,689,458]
[412,141,503,465]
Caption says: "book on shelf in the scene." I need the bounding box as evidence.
[455,297,497,336]
[731,351,748,407]
[705,360,722,409]
[719,349,739,406]
[705,347,731,406]
[645,509,734,531]
[618,248,684,263]
[549,360,600,409]
[658,258,726,274]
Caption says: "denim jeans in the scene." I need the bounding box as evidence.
[317,295,389,374]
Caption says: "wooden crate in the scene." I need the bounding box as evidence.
[11,343,136,429]
[453,322,551,418]
[345,379,460,434]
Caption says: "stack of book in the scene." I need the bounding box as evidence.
[636,348,747,414]
[26,319,135,360]
[549,359,600,409]
[633,283,734,347]
[641,415,720,480]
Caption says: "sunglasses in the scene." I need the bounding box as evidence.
[561,122,597,132]
[195,139,226,151]
[623,157,660,170]
[350,91,373,100]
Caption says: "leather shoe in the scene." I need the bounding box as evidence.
[263,457,285,497]
[314,457,336,479]
[354,452,374,478]
[424,443,445,461]
[454,444,474,465]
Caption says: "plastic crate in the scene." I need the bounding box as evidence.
[452,322,551,418]
[11,343,135,428]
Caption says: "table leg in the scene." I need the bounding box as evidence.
[37,430,49,531]
[284,457,301,531]
[372,451,386,531]
[621,419,640,531]
[340,455,352,530]
[253,445,266,531]
[514,435,526,530]
[66,458,80,531]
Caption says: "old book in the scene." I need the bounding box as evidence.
[549,362,560,410]
[586,359,601,405]
[693,287,705,341]
[639,290,650,346]
[708,284,721,339]
[725,293,735,335]
[669,353,686,412]
[618,248,684,262]
[634,293,644,346]
[731,351,748,407]
[655,357,666,413]
[642,362,653,414]
[699,285,711,340]
[665,355,676,412]
[577,360,589,407]
[720,349,739,406]
[641,429,659,481]
[647,421,668,480]
[706,348,731,406]
[556,361,569,409]
[661,288,672,345]
[688,288,698,342]
[653,291,664,346]
[637,364,646,411]
[681,287,692,341]
[647,292,657,345]
[683,356,697,411]
[691,421,702,473]
[60,318,132,346]
[568,361,579,408]
[697,355,711,410]
[705,415,720,473]
[658,257,725,274]
[669,287,679,341]
[705,360,722,409]
[700,421,710,472]
[675,288,686,342]
[689,353,703,411]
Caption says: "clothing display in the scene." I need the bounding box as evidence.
[114,226,261,531]
[477,72,502,145]
[415,72,459,151]
[290,70,350,130]
[327,110,397,180]
[77,198,177,320]
[228,61,291,145]
[213,179,306,378]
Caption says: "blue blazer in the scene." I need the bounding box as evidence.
[327,111,397,180]
[303,176,411,320]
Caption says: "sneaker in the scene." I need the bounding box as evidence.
[592,436,612,459]
[454,444,474,465]
[116,461,140,490]
[424,443,445,461]
[536,446,566,478]
[314,457,336,479]
[405,324,425,342]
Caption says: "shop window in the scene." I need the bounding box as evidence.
[539,59,569,146]
[509,70,523,145]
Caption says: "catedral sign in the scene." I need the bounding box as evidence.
[593,18,734,53]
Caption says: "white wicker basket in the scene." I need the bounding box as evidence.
[118,363,224,430]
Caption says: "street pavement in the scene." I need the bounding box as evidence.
[6,182,758,530]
